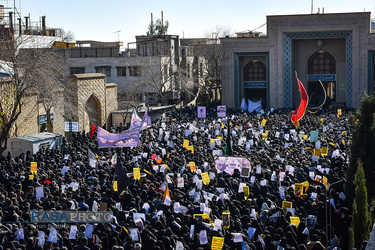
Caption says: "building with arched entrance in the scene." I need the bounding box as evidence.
[67,73,118,133]
[221,12,375,109]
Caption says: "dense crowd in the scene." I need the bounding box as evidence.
[0,106,360,249]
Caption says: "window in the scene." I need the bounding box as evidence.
[129,66,141,76]
[243,60,267,81]
[70,67,85,75]
[95,66,111,77]
[117,67,126,77]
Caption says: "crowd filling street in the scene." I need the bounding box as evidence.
[0,105,355,249]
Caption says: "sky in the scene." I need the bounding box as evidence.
[9,0,375,48]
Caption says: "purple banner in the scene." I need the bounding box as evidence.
[129,109,142,129]
[97,126,141,148]
[197,106,206,118]
[141,107,151,130]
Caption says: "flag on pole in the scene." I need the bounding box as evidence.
[88,149,97,168]
[141,107,152,130]
[129,108,143,129]
[163,183,171,201]
[90,123,96,138]
[240,98,248,111]
[225,119,232,155]
[291,72,308,123]
[115,155,131,193]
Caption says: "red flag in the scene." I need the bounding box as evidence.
[90,123,96,138]
[291,73,308,123]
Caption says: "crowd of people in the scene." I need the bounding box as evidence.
[0,105,361,249]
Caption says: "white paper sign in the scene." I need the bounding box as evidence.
[199,230,208,244]
[48,227,58,243]
[38,231,45,245]
[35,186,44,201]
[69,225,78,239]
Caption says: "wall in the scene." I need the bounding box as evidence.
[221,12,373,109]
[68,73,107,132]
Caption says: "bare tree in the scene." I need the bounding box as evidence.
[0,35,66,154]
[195,25,233,107]
[30,48,70,132]
[131,54,196,106]
[60,29,75,42]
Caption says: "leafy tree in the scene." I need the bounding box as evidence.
[147,19,169,36]
[346,94,375,202]
[352,161,371,249]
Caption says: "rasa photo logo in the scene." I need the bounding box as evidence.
[30,211,113,223]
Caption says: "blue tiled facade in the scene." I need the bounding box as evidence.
[283,31,353,108]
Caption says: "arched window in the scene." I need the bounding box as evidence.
[243,60,266,81]
[308,50,336,75]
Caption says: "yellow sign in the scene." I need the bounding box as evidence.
[282,201,292,214]
[183,139,189,148]
[342,140,346,147]
[329,142,335,146]
[202,172,210,185]
[337,109,342,116]
[211,236,224,250]
[261,119,267,127]
[221,123,225,129]
[321,146,328,157]
[320,118,324,123]
[187,145,194,154]
[243,186,249,200]
[29,175,34,180]
[133,168,141,180]
[262,133,268,141]
[301,181,309,192]
[216,137,222,141]
[31,162,37,174]
[222,212,230,229]
[189,162,196,172]
[290,216,300,228]
[294,183,304,197]
[322,176,328,190]
[193,214,214,225]
[113,181,118,192]
[314,148,321,158]
[210,139,216,143]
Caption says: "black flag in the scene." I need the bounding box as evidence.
[225,119,232,155]
[115,156,131,193]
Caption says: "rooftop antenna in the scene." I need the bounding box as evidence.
[114,30,120,42]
